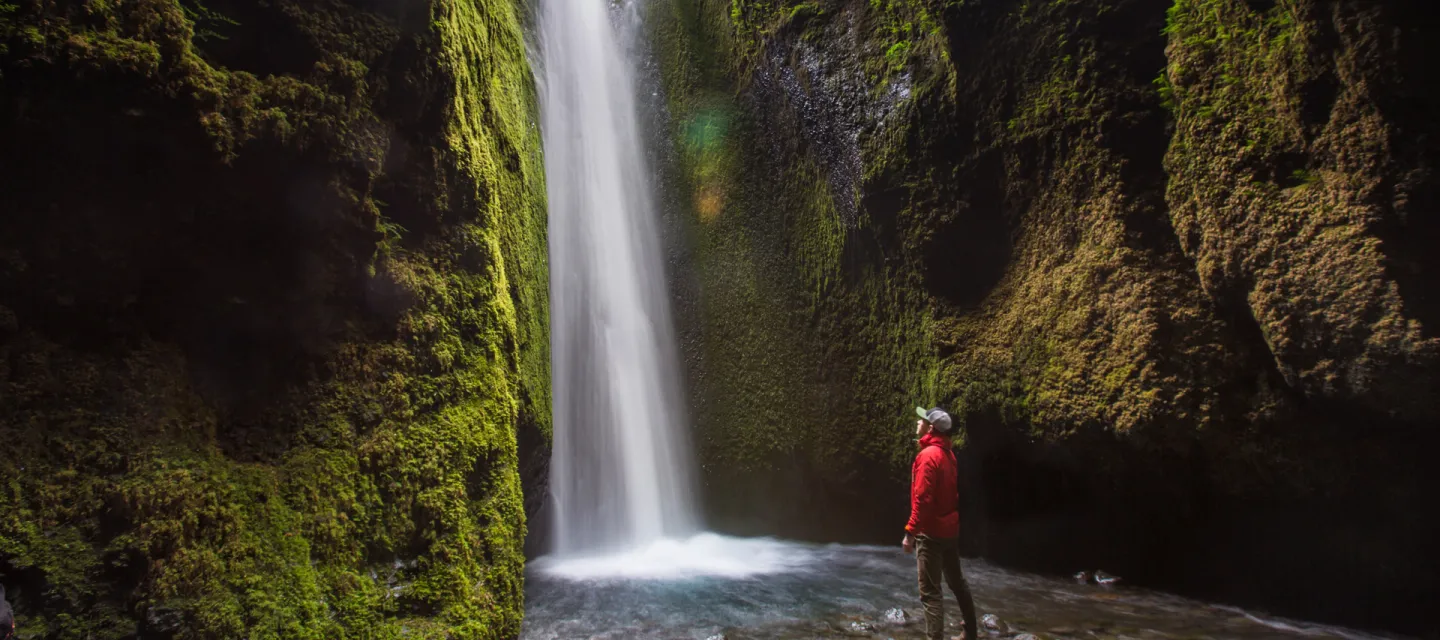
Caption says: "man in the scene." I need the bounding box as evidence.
[902,406,977,640]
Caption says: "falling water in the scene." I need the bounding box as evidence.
[537,0,699,555]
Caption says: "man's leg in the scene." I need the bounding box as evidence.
[915,535,946,640]
[940,538,977,640]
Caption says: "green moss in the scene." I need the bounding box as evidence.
[435,0,551,445]
[788,2,821,22]
[883,39,909,68]
[1003,44,1099,138]
[1161,0,1435,420]
[178,0,239,43]
[0,0,546,635]
[1161,0,1308,157]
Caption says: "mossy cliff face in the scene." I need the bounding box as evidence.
[652,0,1438,632]
[1163,0,1440,420]
[0,0,548,635]
[651,0,947,544]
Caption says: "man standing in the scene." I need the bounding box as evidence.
[902,407,977,640]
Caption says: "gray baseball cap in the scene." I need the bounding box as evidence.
[915,406,953,434]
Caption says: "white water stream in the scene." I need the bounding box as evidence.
[537,0,699,557]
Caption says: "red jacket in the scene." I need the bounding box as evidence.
[905,432,959,538]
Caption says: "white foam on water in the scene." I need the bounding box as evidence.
[531,533,817,581]
[1213,606,1394,640]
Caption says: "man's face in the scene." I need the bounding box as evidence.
[916,419,931,437]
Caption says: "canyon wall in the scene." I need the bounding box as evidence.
[651,0,1438,633]
[0,0,548,636]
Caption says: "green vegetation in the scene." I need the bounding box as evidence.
[177,0,239,43]
[0,0,547,636]
[1162,0,1437,420]
[1161,0,1308,156]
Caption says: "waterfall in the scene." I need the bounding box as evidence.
[537,0,699,555]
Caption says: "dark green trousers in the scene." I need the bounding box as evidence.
[916,535,977,640]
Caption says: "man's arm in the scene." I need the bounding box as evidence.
[904,451,938,536]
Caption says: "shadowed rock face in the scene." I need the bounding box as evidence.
[1,584,12,637]
[0,0,549,636]
[649,0,1439,634]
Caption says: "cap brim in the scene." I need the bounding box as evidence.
[915,406,929,420]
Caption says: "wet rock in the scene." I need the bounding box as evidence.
[1013,635,1041,640]
[981,613,1008,633]
[1072,571,1090,584]
[884,607,909,625]
[145,605,185,634]
[703,635,726,640]
[848,620,876,633]
[1093,570,1121,587]
[1,584,13,637]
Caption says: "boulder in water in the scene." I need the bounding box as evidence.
[980,613,1008,633]
[1093,570,1121,587]
[884,607,909,625]
[1013,634,1041,640]
[1073,570,1090,584]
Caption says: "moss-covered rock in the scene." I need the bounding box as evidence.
[1162,0,1440,421]
[0,0,548,636]
[653,0,1438,633]
[650,0,954,542]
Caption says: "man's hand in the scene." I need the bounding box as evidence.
[902,533,915,554]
